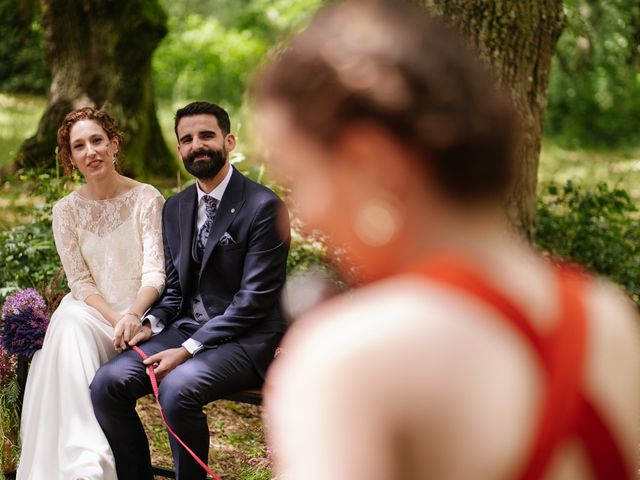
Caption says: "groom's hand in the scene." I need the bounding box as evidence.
[128,321,153,347]
[143,347,191,381]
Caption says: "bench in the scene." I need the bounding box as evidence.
[11,356,264,479]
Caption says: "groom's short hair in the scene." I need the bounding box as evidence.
[174,101,231,137]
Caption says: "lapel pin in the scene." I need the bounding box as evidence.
[230,208,236,213]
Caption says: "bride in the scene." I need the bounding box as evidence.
[17,107,166,480]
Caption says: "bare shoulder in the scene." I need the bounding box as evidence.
[583,276,640,394]
[265,274,520,478]
[272,276,472,397]
[586,276,639,339]
[281,278,427,350]
[577,275,640,463]
[584,276,640,381]
[267,278,446,421]
[283,273,508,347]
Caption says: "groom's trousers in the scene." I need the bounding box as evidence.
[90,321,263,480]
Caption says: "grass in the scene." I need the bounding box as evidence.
[137,396,272,479]
[0,94,45,169]
[539,142,640,199]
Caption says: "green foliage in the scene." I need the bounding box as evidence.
[153,0,323,112]
[286,225,329,274]
[0,377,20,477]
[0,167,73,303]
[153,14,269,111]
[545,0,640,148]
[0,219,59,299]
[0,0,49,94]
[159,0,322,39]
[535,181,640,305]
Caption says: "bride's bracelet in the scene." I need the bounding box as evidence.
[126,311,141,320]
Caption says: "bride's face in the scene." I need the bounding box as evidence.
[69,120,119,180]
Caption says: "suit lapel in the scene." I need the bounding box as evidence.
[200,167,246,276]
[178,185,198,287]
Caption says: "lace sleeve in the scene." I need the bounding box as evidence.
[52,197,101,300]
[137,187,166,295]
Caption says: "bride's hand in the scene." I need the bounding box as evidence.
[113,314,143,352]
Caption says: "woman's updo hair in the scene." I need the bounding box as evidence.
[254,0,518,204]
[56,107,124,174]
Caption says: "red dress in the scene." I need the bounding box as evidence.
[415,256,632,480]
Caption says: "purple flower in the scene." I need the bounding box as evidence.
[2,308,49,358]
[2,288,46,318]
[1,289,50,359]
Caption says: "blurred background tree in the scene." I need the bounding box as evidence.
[8,0,174,179]
[419,0,565,239]
[545,0,640,148]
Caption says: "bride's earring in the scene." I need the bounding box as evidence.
[354,197,401,247]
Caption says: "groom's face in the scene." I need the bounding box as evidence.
[176,114,236,180]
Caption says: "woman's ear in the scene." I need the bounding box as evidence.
[111,137,120,155]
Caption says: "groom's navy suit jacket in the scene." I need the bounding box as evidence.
[147,167,290,378]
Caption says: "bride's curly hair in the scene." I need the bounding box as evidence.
[56,107,124,175]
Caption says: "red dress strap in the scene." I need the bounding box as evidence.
[412,256,630,479]
[576,399,631,479]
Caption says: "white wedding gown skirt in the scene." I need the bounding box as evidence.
[16,185,166,479]
[17,294,118,480]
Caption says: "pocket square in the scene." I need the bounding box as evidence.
[219,232,237,246]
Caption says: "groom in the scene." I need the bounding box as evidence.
[90,101,290,480]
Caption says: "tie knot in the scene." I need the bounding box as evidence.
[202,195,217,219]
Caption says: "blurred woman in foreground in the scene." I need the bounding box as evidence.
[253,1,640,479]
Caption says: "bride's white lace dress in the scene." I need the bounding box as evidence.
[17,183,165,480]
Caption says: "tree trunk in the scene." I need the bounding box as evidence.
[417,0,565,239]
[15,0,175,179]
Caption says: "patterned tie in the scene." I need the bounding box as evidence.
[196,195,218,260]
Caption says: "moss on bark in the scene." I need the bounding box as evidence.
[419,0,565,238]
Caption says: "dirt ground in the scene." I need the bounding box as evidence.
[136,394,271,479]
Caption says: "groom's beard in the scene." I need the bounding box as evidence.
[183,147,227,179]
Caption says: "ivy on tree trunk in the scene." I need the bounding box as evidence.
[16,0,175,179]
[417,0,565,239]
